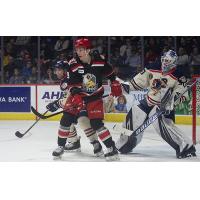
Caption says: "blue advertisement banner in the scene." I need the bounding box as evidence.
[0,87,31,112]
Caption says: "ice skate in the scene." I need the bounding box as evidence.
[91,140,104,157]
[176,145,196,159]
[64,138,81,152]
[104,146,120,161]
[52,146,64,158]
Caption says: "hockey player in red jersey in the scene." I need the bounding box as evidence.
[116,50,196,159]
[67,38,122,161]
[46,60,103,158]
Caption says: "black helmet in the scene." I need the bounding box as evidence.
[54,60,69,70]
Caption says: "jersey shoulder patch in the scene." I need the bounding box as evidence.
[68,58,83,72]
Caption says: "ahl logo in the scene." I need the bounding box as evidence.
[42,91,64,100]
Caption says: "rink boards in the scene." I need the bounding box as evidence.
[0,84,199,125]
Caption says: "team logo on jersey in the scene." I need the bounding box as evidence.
[83,73,97,92]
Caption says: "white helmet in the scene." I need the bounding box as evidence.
[161,50,177,74]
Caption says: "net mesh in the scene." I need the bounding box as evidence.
[196,79,200,118]
[193,76,200,143]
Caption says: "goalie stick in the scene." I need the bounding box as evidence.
[116,79,198,154]
[15,110,49,138]
[31,94,110,119]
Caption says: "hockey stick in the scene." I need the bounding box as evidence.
[31,106,63,119]
[116,80,198,154]
[31,94,110,119]
[15,110,49,138]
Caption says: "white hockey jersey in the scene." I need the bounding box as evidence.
[128,68,189,107]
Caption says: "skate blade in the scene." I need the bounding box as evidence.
[177,154,197,159]
[95,150,104,157]
[53,155,63,160]
[105,155,120,161]
[64,148,81,153]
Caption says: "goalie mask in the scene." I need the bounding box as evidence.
[161,50,177,74]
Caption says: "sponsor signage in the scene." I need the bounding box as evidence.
[0,87,31,112]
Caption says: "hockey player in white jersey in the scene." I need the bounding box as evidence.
[116,50,196,158]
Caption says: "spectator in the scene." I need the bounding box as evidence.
[125,49,141,73]
[104,96,116,113]
[22,61,32,77]
[119,38,132,58]
[15,49,31,70]
[190,47,200,74]
[42,68,58,84]
[4,56,18,76]
[110,49,118,65]
[40,41,54,60]
[177,47,189,65]
[54,36,70,53]
[145,49,158,66]
[15,36,31,46]
[95,38,105,54]
[166,37,174,49]
[9,68,25,84]
[115,95,127,113]
[4,71,10,84]
[26,67,38,84]
[190,47,200,65]
[5,37,16,56]
[148,37,158,53]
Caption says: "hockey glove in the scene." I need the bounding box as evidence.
[46,100,60,112]
[110,80,122,97]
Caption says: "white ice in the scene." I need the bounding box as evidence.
[0,120,200,162]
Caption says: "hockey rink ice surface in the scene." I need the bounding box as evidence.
[0,120,200,162]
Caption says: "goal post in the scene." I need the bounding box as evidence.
[192,75,200,144]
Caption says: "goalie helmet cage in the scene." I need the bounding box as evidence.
[192,75,200,144]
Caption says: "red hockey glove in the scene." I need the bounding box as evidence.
[110,80,122,97]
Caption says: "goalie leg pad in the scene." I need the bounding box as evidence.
[151,106,193,153]
[116,105,148,153]
[116,134,138,154]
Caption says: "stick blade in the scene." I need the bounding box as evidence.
[15,131,24,138]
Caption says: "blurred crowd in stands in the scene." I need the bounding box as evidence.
[0,36,200,84]
[104,95,128,113]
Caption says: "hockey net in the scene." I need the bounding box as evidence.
[192,75,200,144]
